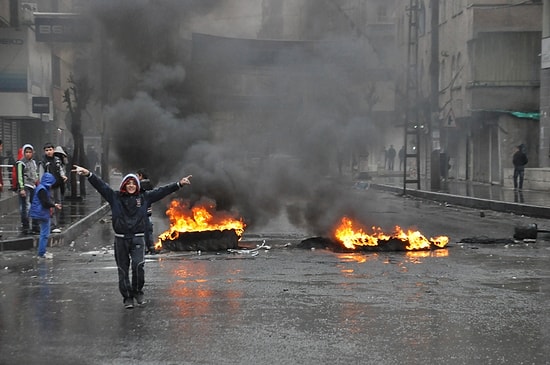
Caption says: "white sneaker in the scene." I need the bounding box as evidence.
[52,228,61,233]
[44,252,53,259]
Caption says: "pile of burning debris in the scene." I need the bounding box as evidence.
[155,200,449,254]
[156,198,245,252]
[297,216,448,252]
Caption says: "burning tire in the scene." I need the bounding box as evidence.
[161,229,239,252]
[297,236,447,252]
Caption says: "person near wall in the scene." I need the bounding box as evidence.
[512,144,528,191]
[16,144,39,235]
[40,143,68,233]
[0,140,4,195]
[387,145,396,171]
[30,172,62,259]
[398,145,405,171]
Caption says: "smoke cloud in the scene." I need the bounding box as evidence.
[84,1,388,236]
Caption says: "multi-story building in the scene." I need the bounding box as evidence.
[0,0,88,174]
[399,0,542,185]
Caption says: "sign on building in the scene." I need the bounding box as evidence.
[32,96,49,114]
[35,15,92,43]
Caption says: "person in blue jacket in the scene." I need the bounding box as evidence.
[72,164,192,309]
[30,172,62,259]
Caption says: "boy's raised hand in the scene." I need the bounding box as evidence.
[180,175,192,185]
[72,165,90,176]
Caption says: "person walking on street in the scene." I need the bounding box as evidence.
[16,144,39,235]
[40,143,67,232]
[30,172,62,259]
[398,146,405,171]
[387,145,396,171]
[0,139,4,194]
[513,144,528,191]
[137,168,156,255]
[72,164,192,309]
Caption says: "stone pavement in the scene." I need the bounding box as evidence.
[370,175,550,219]
[1,174,549,252]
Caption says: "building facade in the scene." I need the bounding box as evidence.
[400,0,542,185]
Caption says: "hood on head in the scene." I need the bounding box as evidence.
[119,173,140,193]
[22,143,34,152]
[41,172,56,187]
[53,146,67,157]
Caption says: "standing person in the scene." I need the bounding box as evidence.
[387,145,396,171]
[0,140,4,194]
[513,144,528,190]
[29,172,62,259]
[398,145,405,171]
[86,145,99,175]
[72,164,192,309]
[54,146,68,196]
[40,143,67,233]
[16,144,39,234]
[137,168,156,255]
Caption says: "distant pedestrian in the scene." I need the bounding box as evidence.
[512,144,528,190]
[0,140,4,194]
[398,146,405,171]
[54,146,69,198]
[86,145,99,175]
[137,168,156,255]
[30,172,62,259]
[387,145,396,171]
[72,164,192,309]
[16,144,39,235]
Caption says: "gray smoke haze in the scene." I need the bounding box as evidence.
[86,1,386,236]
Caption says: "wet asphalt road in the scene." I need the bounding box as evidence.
[1,189,550,365]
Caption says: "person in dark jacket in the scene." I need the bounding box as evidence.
[40,142,67,232]
[137,168,156,254]
[29,172,62,259]
[512,144,528,190]
[0,139,3,194]
[72,164,192,309]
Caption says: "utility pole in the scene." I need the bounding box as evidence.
[403,0,421,193]
[429,0,441,190]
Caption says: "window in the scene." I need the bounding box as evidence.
[377,5,388,23]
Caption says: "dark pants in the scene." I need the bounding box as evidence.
[114,235,146,299]
[513,167,525,189]
[388,158,395,171]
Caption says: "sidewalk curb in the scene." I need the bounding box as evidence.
[50,204,110,247]
[372,184,550,219]
[0,203,110,252]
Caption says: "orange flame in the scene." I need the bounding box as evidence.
[333,216,449,251]
[155,199,246,249]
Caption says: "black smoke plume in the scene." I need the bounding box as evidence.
[85,1,385,235]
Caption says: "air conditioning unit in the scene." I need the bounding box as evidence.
[20,2,38,25]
